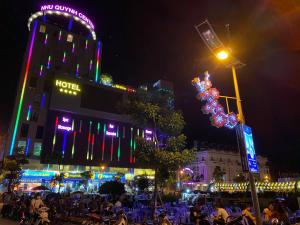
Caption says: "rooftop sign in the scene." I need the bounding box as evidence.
[40,4,94,30]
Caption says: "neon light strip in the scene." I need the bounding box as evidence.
[110,136,114,161]
[85,40,88,49]
[117,137,121,161]
[72,131,76,158]
[72,43,75,53]
[9,20,37,155]
[62,131,67,157]
[26,104,32,121]
[102,124,106,160]
[58,30,62,41]
[86,121,92,160]
[130,127,133,163]
[44,33,48,44]
[62,51,66,63]
[133,137,136,163]
[137,129,140,136]
[52,116,58,152]
[97,122,100,134]
[25,137,30,156]
[91,134,95,160]
[76,64,79,76]
[47,55,51,69]
[41,93,45,108]
[39,65,44,76]
[89,59,93,72]
[95,41,101,82]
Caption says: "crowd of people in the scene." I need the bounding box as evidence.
[0,191,299,225]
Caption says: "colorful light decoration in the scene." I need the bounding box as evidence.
[130,127,133,163]
[47,55,51,69]
[76,63,80,76]
[192,71,238,129]
[95,41,101,82]
[58,30,62,41]
[85,40,88,49]
[41,93,46,108]
[62,51,66,63]
[9,20,37,155]
[44,33,48,44]
[89,59,93,72]
[26,104,32,121]
[102,124,106,160]
[25,137,30,156]
[72,43,75,53]
[39,65,44,76]
[52,116,58,152]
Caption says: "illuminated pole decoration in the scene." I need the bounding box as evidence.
[195,19,262,225]
[9,20,37,155]
[95,41,101,83]
[191,71,238,129]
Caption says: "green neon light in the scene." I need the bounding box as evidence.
[103,123,106,133]
[9,20,37,155]
[97,122,100,134]
[117,138,121,160]
[116,126,119,138]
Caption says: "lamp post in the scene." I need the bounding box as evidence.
[195,20,262,225]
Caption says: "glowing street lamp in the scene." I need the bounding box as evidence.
[195,19,261,225]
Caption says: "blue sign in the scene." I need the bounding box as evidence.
[242,125,259,173]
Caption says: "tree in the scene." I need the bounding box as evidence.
[135,175,150,192]
[99,180,125,199]
[121,88,196,215]
[233,173,247,182]
[1,147,28,192]
[212,166,226,182]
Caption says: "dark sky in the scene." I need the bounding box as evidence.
[1,0,300,172]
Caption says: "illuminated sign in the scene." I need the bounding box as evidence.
[241,125,259,173]
[55,79,81,95]
[58,116,72,132]
[40,4,94,30]
[145,129,153,141]
[106,131,116,136]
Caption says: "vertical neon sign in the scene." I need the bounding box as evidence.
[9,20,37,155]
[95,41,101,82]
[26,105,32,121]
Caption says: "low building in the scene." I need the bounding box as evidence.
[188,146,269,184]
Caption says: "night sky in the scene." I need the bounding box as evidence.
[1,0,300,172]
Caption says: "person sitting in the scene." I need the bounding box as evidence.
[242,204,256,225]
[213,201,229,225]
[263,202,274,223]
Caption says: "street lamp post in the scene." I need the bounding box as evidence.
[195,20,262,225]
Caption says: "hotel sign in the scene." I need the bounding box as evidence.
[55,79,81,96]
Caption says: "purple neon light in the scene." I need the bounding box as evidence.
[106,131,116,136]
[62,117,70,122]
[109,124,114,129]
[58,124,72,131]
[145,129,152,134]
[41,93,45,108]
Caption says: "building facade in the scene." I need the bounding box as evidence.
[188,148,269,183]
[5,4,171,191]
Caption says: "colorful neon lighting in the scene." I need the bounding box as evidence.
[47,55,51,69]
[71,120,74,130]
[89,59,93,72]
[52,116,58,152]
[9,20,37,155]
[102,124,106,160]
[117,137,121,161]
[62,51,66,63]
[26,104,32,121]
[110,136,114,161]
[62,131,67,157]
[72,131,76,158]
[116,126,119,138]
[41,93,45,108]
[91,134,95,160]
[109,124,114,129]
[97,122,100,134]
[76,63,79,76]
[55,79,81,96]
[72,43,75,53]
[137,129,140,136]
[44,33,48,44]
[87,121,92,160]
[95,41,101,82]
[58,124,72,131]
[130,128,133,163]
[39,65,44,76]
[106,131,116,136]
[58,30,62,41]
[25,138,30,156]
[85,40,88,49]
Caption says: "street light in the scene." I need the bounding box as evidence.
[216,50,229,60]
[195,19,262,225]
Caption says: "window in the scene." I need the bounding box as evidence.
[67,34,73,42]
[20,123,29,137]
[33,142,42,157]
[36,126,44,139]
[39,25,46,33]
[17,141,26,154]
